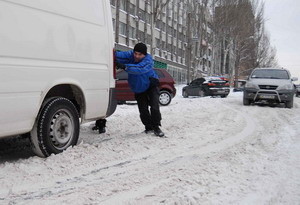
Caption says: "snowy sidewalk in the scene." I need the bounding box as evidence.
[1,86,300,204]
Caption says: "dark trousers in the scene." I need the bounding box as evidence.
[135,86,162,130]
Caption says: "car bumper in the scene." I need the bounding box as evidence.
[244,89,294,102]
[208,87,230,95]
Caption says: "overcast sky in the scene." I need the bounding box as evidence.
[264,0,300,78]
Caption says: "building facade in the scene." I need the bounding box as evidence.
[110,0,214,84]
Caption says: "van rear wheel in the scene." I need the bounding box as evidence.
[31,97,79,157]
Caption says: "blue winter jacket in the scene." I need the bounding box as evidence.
[115,50,158,93]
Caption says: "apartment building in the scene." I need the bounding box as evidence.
[110,0,213,84]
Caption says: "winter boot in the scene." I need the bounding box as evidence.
[144,125,153,134]
[92,119,107,134]
[153,127,164,137]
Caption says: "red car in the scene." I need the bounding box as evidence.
[116,68,176,106]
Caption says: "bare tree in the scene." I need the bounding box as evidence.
[253,1,278,68]
[150,0,172,55]
[212,0,277,86]
[255,31,278,67]
[186,0,210,81]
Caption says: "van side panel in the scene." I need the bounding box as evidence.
[0,0,114,138]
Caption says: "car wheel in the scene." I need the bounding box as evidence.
[285,99,293,109]
[221,95,228,98]
[199,90,205,97]
[182,90,188,98]
[243,97,250,105]
[159,91,172,106]
[30,97,80,157]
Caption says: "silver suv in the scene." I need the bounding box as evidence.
[243,68,298,108]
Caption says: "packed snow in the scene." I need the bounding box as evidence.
[1,85,300,204]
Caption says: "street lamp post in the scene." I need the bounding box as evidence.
[186,11,192,84]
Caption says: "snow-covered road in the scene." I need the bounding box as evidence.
[1,86,300,204]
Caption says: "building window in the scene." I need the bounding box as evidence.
[146,34,152,45]
[146,12,151,23]
[161,41,166,49]
[155,20,161,29]
[156,38,160,48]
[167,25,172,34]
[119,22,127,36]
[128,26,136,39]
[110,0,116,6]
[167,43,172,52]
[138,30,145,42]
[161,22,166,32]
[112,18,115,32]
[128,3,135,15]
[138,8,146,21]
[120,0,127,12]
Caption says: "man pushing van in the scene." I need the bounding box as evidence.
[115,43,164,137]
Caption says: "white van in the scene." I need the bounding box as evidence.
[0,0,117,157]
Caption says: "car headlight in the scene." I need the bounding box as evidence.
[245,82,258,89]
[277,84,293,90]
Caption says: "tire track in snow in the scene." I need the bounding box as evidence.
[5,100,259,204]
[254,106,300,203]
[95,101,259,204]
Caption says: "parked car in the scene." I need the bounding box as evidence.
[182,77,230,98]
[243,68,297,108]
[295,84,300,97]
[0,0,116,157]
[116,68,176,106]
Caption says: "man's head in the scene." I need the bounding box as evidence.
[133,43,147,62]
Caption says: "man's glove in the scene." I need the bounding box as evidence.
[116,62,126,70]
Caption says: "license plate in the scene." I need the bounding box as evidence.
[259,95,275,99]
[217,90,226,93]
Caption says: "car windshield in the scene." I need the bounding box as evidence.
[251,69,289,79]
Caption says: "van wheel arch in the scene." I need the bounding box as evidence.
[43,84,86,119]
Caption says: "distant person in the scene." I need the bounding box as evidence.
[115,43,164,137]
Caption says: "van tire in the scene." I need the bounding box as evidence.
[159,90,172,106]
[30,97,79,157]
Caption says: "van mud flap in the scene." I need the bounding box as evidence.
[106,88,117,117]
